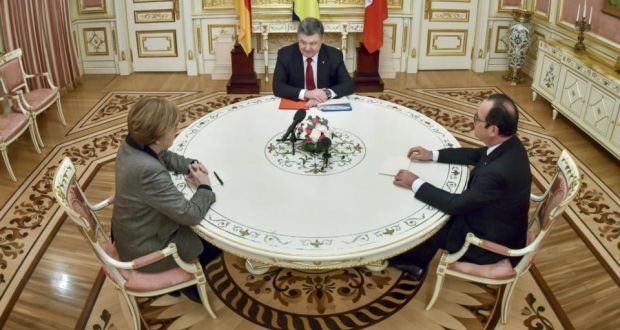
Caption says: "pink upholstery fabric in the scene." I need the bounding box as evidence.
[0,112,28,142]
[0,59,25,91]
[22,88,57,112]
[538,173,569,228]
[449,258,516,280]
[100,241,195,293]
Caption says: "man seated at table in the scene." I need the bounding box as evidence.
[272,17,354,107]
[391,94,531,280]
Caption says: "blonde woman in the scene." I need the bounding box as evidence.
[112,97,220,302]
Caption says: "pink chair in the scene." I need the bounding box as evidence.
[53,158,217,330]
[0,48,66,149]
[425,150,581,324]
[0,94,41,181]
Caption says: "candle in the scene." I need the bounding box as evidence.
[589,6,593,24]
[577,4,581,21]
[584,1,587,17]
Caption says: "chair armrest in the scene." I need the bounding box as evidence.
[101,243,180,270]
[90,195,114,212]
[444,232,535,264]
[25,72,57,89]
[466,233,534,258]
[6,91,32,114]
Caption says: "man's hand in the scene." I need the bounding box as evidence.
[393,170,419,190]
[304,89,328,103]
[407,146,433,161]
[186,163,211,187]
[306,99,321,107]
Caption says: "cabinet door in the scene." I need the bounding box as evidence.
[584,85,618,139]
[558,69,588,119]
[534,53,561,100]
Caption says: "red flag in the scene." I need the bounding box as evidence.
[363,0,388,53]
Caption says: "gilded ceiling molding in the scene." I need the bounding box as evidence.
[202,0,402,10]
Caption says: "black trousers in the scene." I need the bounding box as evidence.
[392,222,453,269]
[182,239,221,302]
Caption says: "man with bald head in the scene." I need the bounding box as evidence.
[391,94,531,280]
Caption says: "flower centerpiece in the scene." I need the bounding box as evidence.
[297,115,331,153]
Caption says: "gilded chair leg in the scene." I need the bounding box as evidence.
[425,272,445,310]
[32,119,44,148]
[197,281,217,319]
[1,147,17,182]
[56,98,66,126]
[29,124,41,154]
[501,281,517,324]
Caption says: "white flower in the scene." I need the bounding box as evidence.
[309,129,321,142]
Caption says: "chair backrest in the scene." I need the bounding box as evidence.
[53,157,126,287]
[516,150,581,273]
[0,49,27,93]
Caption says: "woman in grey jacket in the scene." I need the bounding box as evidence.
[112,97,220,301]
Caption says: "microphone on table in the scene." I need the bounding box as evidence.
[318,137,332,171]
[279,109,306,142]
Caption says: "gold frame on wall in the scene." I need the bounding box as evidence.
[498,0,525,13]
[426,29,468,56]
[135,30,178,58]
[603,0,620,18]
[134,9,175,23]
[495,25,509,53]
[533,0,551,21]
[78,0,106,14]
[82,27,109,56]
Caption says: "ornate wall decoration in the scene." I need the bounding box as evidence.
[426,29,467,56]
[78,0,106,14]
[134,9,175,23]
[498,0,525,13]
[495,25,509,53]
[207,24,236,55]
[135,30,178,57]
[202,0,403,10]
[82,27,109,56]
[430,9,470,22]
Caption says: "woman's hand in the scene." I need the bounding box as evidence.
[186,163,211,187]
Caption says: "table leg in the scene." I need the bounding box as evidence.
[245,259,271,275]
[365,260,388,272]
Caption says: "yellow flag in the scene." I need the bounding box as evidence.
[294,0,320,21]
[233,0,252,55]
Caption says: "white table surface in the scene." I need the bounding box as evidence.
[171,95,468,269]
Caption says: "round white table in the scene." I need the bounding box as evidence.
[171,95,468,273]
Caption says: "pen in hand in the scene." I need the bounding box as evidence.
[213,171,224,186]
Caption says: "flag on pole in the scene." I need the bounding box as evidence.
[292,0,320,21]
[233,0,252,55]
[363,0,388,53]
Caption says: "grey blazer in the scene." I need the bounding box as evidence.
[112,137,215,273]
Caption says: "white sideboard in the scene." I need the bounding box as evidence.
[532,39,620,159]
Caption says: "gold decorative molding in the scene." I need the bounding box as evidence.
[78,0,106,14]
[196,26,203,54]
[134,9,175,23]
[111,28,117,55]
[498,0,525,13]
[426,29,467,56]
[82,27,109,56]
[207,24,236,55]
[256,33,343,54]
[411,48,417,58]
[429,9,470,22]
[202,0,403,10]
[188,50,194,60]
[402,25,408,54]
[136,30,178,58]
[121,50,126,61]
[495,25,509,53]
[532,0,550,21]
[384,23,397,54]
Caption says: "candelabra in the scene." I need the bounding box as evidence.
[574,16,590,51]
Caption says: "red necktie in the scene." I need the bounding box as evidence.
[305,58,315,90]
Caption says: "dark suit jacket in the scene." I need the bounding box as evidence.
[272,43,354,100]
[415,135,531,265]
[112,136,216,273]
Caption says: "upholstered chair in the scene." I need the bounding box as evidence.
[0,95,41,181]
[53,158,217,330]
[0,48,66,149]
[425,150,581,324]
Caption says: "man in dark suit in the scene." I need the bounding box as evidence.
[392,94,531,280]
[272,17,354,107]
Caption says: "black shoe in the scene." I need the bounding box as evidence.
[390,262,426,281]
